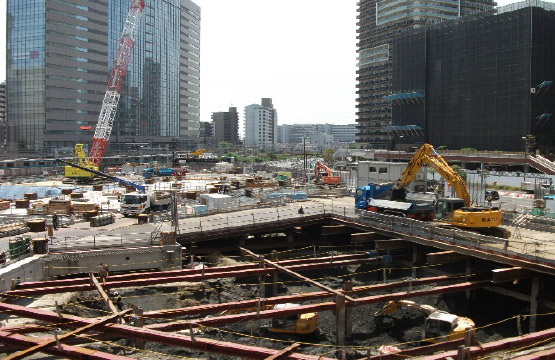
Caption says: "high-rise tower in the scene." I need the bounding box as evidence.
[356,0,495,149]
[6,0,200,154]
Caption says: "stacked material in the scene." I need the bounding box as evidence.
[9,236,31,259]
[0,201,11,210]
[24,193,38,200]
[15,199,30,209]
[93,185,104,191]
[47,200,72,215]
[90,213,114,227]
[61,189,73,195]
[70,192,84,199]
[0,223,30,238]
[28,202,48,215]
[26,219,46,232]
[72,202,99,215]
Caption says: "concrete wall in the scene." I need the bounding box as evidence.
[44,245,182,278]
[0,245,182,291]
[0,255,46,293]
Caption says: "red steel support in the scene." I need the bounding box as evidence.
[16,253,368,290]
[0,330,134,360]
[417,327,555,360]
[145,281,488,331]
[143,275,462,319]
[6,258,378,297]
[0,303,334,360]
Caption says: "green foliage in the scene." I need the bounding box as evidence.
[460,147,477,152]
[436,145,448,150]
[348,144,358,149]
[322,148,335,163]
[450,164,467,182]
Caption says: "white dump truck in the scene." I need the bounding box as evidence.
[120,191,171,217]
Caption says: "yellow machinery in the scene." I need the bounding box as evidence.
[191,149,209,156]
[221,303,318,335]
[393,143,505,237]
[268,303,318,335]
[64,144,98,179]
[375,300,475,343]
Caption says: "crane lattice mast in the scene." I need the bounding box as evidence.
[89,0,145,166]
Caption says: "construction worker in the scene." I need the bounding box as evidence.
[113,291,123,311]
[298,206,304,217]
[487,194,493,207]
[99,264,109,285]
[52,213,59,230]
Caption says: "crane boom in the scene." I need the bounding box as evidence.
[89,0,146,167]
[397,144,471,206]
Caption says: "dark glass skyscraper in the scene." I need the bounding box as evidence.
[6,0,200,155]
[356,0,495,150]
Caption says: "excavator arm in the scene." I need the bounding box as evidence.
[397,144,470,206]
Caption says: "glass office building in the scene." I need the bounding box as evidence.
[6,0,200,154]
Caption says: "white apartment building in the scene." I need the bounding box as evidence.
[244,98,278,149]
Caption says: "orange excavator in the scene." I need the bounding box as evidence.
[314,162,341,185]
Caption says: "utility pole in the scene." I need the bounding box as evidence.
[522,136,527,182]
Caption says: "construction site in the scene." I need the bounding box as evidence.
[0,0,554,359]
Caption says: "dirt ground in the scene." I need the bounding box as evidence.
[42,254,552,360]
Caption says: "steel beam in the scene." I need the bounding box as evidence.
[265,343,300,360]
[18,253,366,289]
[426,251,470,264]
[3,310,130,360]
[145,280,488,331]
[0,302,334,360]
[146,302,336,331]
[355,281,488,306]
[417,327,555,360]
[510,348,555,360]
[362,339,465,360]
[238,246,357,303]
[0,330,134,360]
[375,239,411,251]
[142,275,462,319]
[6,257,377,297]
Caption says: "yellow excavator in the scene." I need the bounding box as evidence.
[392,143,507,237]
[220,303,317,335]
[375,300,475,343]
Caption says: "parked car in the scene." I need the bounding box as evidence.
[485,190,500,201]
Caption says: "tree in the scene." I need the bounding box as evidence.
[451,164,467,182]
[322,148,335,163]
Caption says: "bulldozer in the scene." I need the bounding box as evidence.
[375,300,475,343]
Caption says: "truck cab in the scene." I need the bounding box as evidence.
[355,183,393,210]
[120,191,171,217]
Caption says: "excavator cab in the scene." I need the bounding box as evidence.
[435,198,466,220]
[423,312,474,343]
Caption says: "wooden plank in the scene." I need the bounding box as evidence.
[90,273,119,315]
[426,251,470,264]
[321,225,349,235]
[375,239,411,250]
[351,232,380,243]
[492,267,533,282]
[2,310,130,360]
[264,343,300,360]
